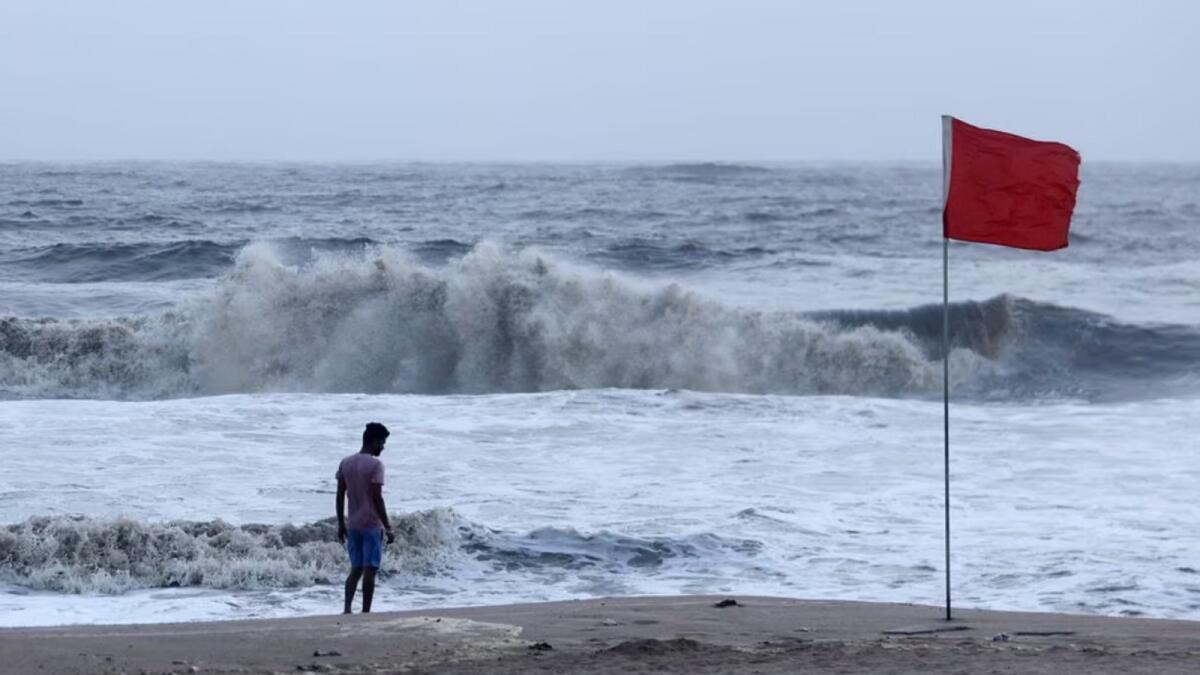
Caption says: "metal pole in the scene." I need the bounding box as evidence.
[943,236,951,621]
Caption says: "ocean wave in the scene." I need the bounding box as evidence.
[206,200,281,214]
[0,513,764,595]
[816,297,1200,400]
[596,239,775,269]
[625,163,774,183]
[6,198,85,207]
[0,511,463,594]
[410,238,474,263]
[0,237,377,283]
[1,243,1195,401]
[655,162,773,175]
[0,243,945,399]
[0,241,239,283]
[465,527,763,572]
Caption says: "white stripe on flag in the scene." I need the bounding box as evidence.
[941,115,954,207]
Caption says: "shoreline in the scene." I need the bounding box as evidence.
[3,596,1198,674]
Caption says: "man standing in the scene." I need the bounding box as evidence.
[336,422,395,614]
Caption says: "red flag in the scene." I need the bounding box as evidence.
[942,116,1081,251]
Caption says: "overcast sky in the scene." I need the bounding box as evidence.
[1,1,1197,162]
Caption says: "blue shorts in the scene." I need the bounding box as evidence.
[346,528,383,569]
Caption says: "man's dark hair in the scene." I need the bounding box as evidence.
[363,422,390,446]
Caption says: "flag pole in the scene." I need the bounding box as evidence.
[940,115,953,622]
[943,235,951,621]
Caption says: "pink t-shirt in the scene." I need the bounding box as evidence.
[336,453,385,530]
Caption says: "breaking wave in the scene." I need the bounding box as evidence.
[0,243,943,399]
[0,512,763,595]
[0,510,463,594]
[1,243,1195,401]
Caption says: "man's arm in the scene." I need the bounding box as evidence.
[370,483,394,544]
[336,477,348,544]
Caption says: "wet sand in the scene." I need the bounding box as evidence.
[2,596,1198,674]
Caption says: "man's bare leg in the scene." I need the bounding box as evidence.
[361,568,377,613]
[343,567,363,614]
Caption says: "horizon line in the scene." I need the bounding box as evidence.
[0,157,1193,165]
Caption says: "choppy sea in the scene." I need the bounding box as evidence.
[1,162,1197,626]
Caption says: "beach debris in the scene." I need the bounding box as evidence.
[601,618,620,626]
[311,650,342,657]
[992,632,1011,642]
[882,623,971,635]
[295,664,333,672]
[528,641,554,651]
[713,598,740,608]
[605,638,705,656]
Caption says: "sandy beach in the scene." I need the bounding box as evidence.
[2,596,1198,674]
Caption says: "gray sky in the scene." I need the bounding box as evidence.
[2,1,1197,161]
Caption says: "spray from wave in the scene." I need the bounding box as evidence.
[0,243,955,399]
